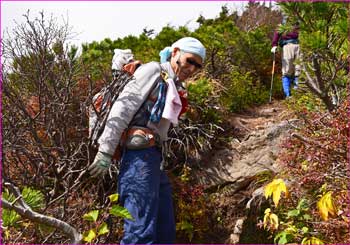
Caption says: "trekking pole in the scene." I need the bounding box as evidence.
[269,52,276,103]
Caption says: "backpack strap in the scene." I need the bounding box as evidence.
[148,66,169,123]
[127,63,170,127]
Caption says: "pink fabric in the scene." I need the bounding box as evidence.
[162,78,182,125]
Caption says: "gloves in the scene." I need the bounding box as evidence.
[88,151,112,178]
[271,46,278,53]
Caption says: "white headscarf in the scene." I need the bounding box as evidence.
[159,37,206,63]
[111,49,134,70]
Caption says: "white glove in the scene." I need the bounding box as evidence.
[112,49,134,70]
[271,46,278,53]
[88,151,112,178]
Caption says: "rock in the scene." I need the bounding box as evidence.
[233,218,245,233]
[259,108,277,116]
[228,218,246,244]
[229,233,240,244]
[196,103,297,243]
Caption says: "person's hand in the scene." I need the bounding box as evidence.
[88,151,112,178]
[271,46,278,53]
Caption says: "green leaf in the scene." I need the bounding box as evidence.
[303,214,312,220]
[287,209,300,217]
[21,187,45,210]
[275,231,294,245]
[108,194,119,203]
[274,231,288,244]
[179,220,193,231]
[97,222,109,236]
[83,210,99,222]
[302,226,309,233]
[176,220,194,241]
[82,229,96,243]
[278,233,288,245]
[2,209,21,227]
[297,198,309,211]
[110,205,134,220]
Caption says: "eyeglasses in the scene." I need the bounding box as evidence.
[185,58,202,69]
[180,51,203,69]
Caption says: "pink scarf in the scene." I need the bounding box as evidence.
[162,78,182,125]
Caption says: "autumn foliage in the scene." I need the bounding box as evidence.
[261,97,350,244]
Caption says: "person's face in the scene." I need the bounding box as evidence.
[170,47,203,81]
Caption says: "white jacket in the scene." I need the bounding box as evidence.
[98,62,176,155]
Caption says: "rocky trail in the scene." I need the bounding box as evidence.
[194,100,299,243]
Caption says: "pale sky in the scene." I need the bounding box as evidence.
[1,1,249,46]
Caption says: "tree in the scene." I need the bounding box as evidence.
[279,2,349,111]
[1,11,220,244]
[2,11,89,243]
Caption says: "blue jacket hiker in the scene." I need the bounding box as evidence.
[88,37,206,244]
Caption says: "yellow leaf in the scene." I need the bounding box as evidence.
[83,229,96,243]
[302,236,324,244]
[263,211,269,228]
[108,194,119,203]
[83,210,99,222]
[97,222,109,236]
[263,208,279,230]
[270,213,279,229]
[317,191,337,221]
[5,230,10,239]
[264,179,288,207]
[264,183,274,199]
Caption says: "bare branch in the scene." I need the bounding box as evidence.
[2,182,82,244]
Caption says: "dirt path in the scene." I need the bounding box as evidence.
[195,100,298,243]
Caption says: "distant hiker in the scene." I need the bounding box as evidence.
[271,19,300,98]
[88,37,206,244]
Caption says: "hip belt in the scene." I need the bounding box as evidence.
[279,39,299,47]
[124,126,161,150]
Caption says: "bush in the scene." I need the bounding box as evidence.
[222,69,269,112]
[259,97,349,244]
[187,77,222,124]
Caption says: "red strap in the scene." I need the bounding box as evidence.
[178,90,188,117]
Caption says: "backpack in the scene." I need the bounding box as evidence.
[88,69,134,160]
[88,55,141,160]
[88,60,167,160]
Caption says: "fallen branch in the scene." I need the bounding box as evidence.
[291,132,321,146]
[2,182,82,244]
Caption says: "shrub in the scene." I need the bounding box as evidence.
[222,69,269,112]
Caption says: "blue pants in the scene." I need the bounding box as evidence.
[282,76,291,97]
[118,146,176,244]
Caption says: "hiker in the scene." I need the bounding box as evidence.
[271,19,301,98]
[88,37,206,244]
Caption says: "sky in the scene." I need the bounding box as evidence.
[1,1,249,47]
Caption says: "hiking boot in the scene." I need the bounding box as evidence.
[293,77,298,90]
